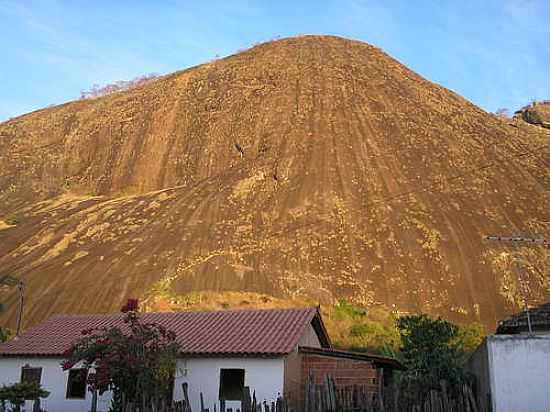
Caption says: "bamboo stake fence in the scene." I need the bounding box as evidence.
[114,375,481,412]
[4,376,482,411]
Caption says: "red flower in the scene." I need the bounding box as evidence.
[121,298,139,313]
[61,360,76,370]
[96,337,112,346]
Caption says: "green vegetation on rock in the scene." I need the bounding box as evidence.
[326,300,401,354]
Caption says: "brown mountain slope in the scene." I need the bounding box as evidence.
[0,35,548,331]
[514,101,550,129]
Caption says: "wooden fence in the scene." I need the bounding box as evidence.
[304,374,381,412]
[114,379,480,412]
[94,377,481,412]
[302,374,481,412]
[118,383,286,412]
[391,383,481,412]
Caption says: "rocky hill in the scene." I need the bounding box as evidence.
[0,35,548,331]
[514,101,550,129]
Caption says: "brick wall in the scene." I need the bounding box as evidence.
[283,353,383,411]
[301,354,379,392]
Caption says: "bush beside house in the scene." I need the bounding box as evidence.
[61,300,180,412]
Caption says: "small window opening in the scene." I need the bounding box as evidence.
[20,366,42,385]
[66,369,87,399]
[219,368,245,401]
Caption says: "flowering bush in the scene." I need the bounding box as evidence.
[61,300,180,412]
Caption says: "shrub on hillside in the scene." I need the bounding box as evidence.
[80,73,160,99]
[326,300,401,353]
[495,108,510,118]
[0,327,11,343]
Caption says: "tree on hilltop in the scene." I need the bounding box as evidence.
[495,108,510,118]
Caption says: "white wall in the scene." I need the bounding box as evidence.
[0,357,284,412]
[0,357,112,412]
[466,338,491,412]
[1,322,322,412]
[298,323,321,348]
[488,335,550,412]
[173,357,285,411]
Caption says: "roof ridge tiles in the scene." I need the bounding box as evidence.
[0,306,325,357]
[39,306,318,323]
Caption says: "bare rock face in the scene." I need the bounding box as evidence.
[0,35,549,330]
[514,101,550,129]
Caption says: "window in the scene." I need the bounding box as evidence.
[20,366,42,385]
[66,369,87,399]
[219,369,245,401]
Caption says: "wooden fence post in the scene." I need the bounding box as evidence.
[251,390,257,412]
[200,392,206,412]
[377,368,385,412]
[242,387,251,412]
[182,383,191,412]
[304,373,311,412]
[466,384,478,412]
[89,389,98,412]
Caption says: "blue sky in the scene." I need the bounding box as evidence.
[1,0,549,121]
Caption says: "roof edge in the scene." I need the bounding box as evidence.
[41,306,316,320]
[0,352,288,359]
[274,306,330,354]
[311,307,332,349]
[299,346,404,370]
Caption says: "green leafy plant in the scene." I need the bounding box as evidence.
[61,299,180,412]
[397,314,470,398]
[454,322,486,355]
[0,382,49,412]
[326,300,401,353]
[331,299,368,320]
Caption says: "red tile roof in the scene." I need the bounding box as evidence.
[0,307,329,357]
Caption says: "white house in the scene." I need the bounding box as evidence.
[0,307,401,412]
[468,302,550,412]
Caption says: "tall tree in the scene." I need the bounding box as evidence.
[397,314,468,395]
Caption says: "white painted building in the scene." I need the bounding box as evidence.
[0,307,401,412]
[468,303,550,412]
[468,335,550,412]
[174,357,284,411]
[0,358,113,411]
